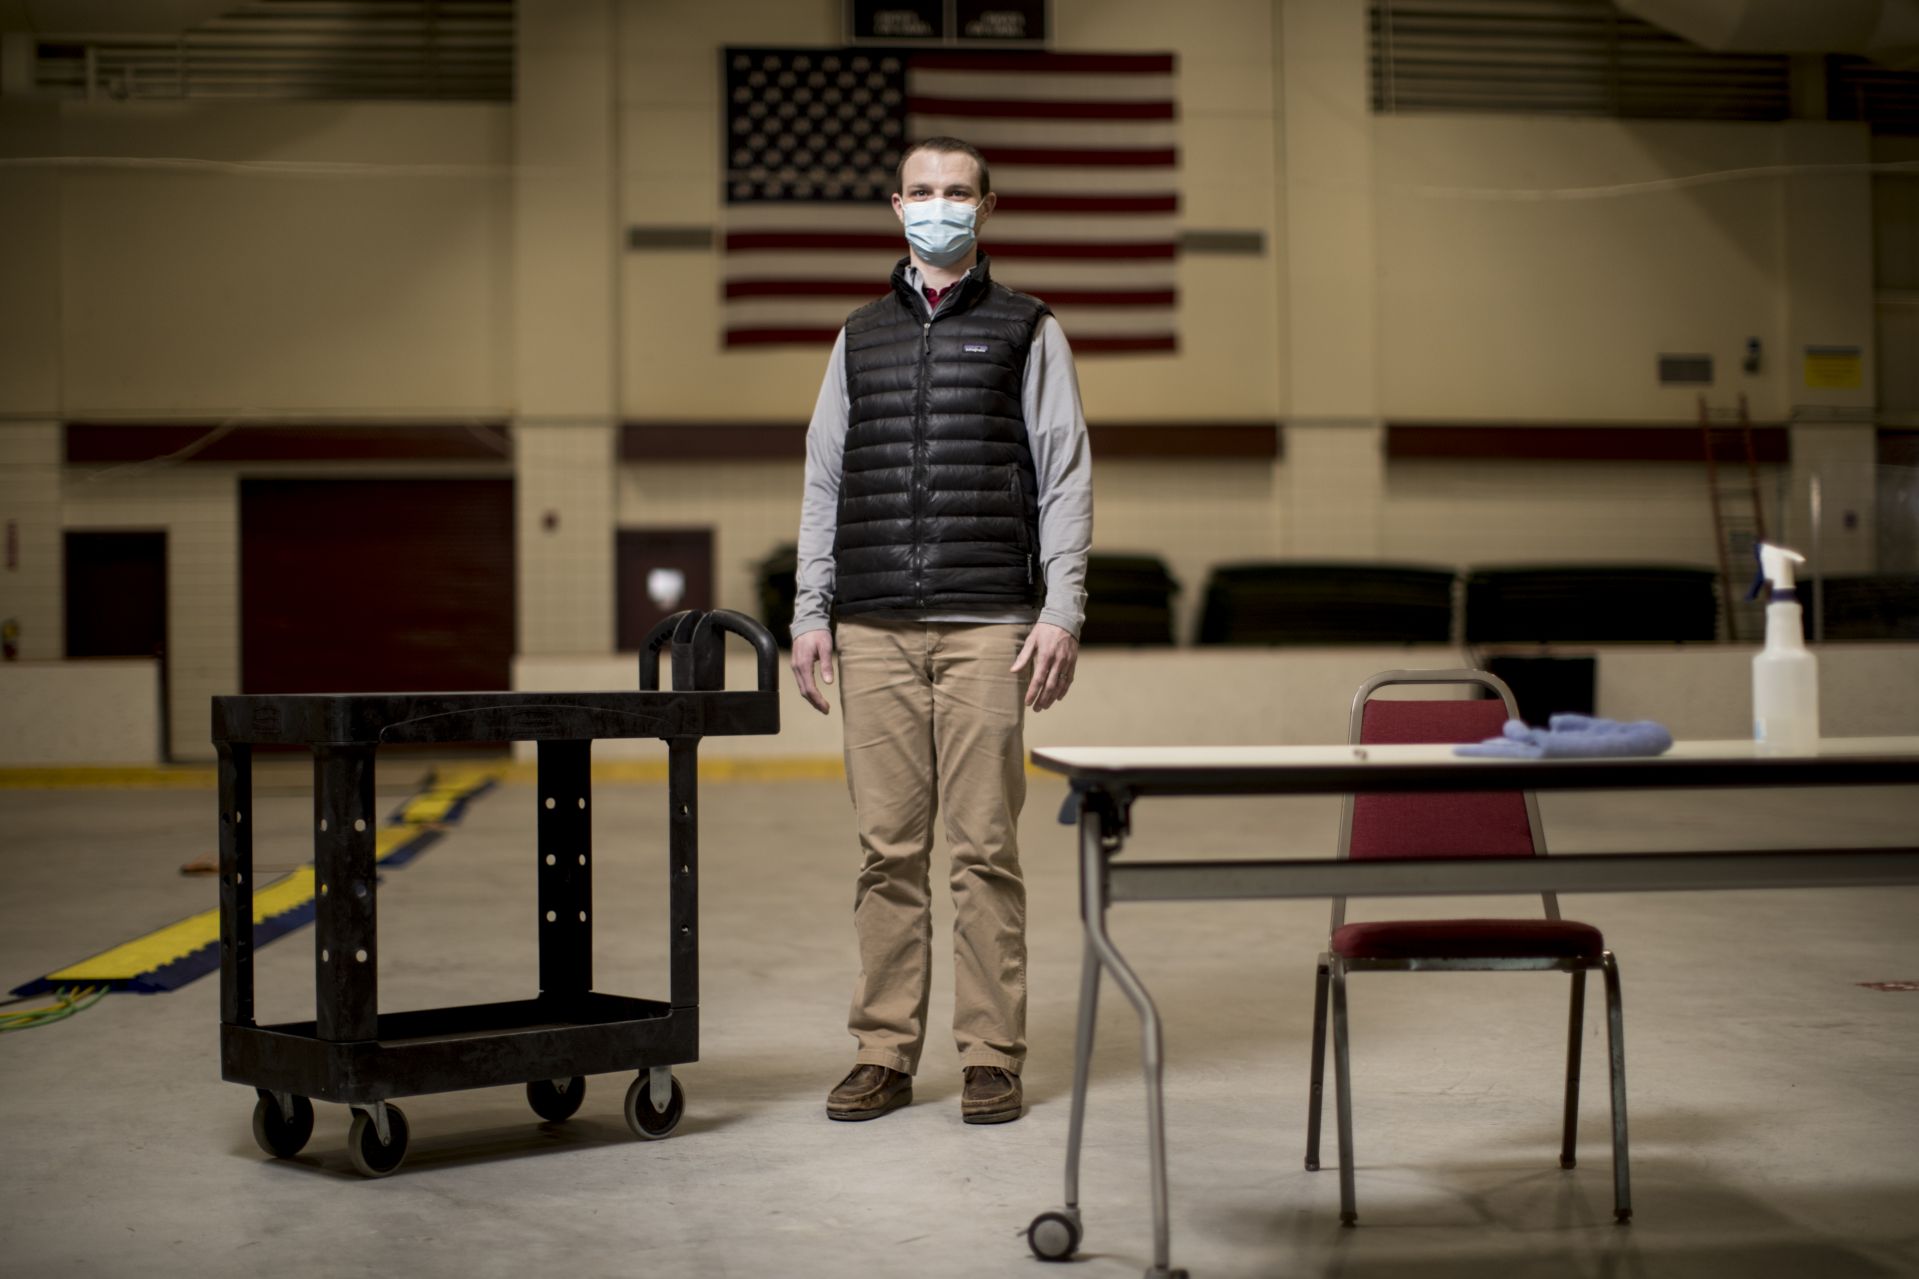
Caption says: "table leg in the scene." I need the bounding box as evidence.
[314,745,378,1043]
[1063,933,1101,1212]
[537,740,593,1000]
[218,742,253,1026]
[1077,807,1187,1279]
[668,739,698,1011]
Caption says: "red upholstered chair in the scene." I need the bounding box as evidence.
[1304,669,1630,1226]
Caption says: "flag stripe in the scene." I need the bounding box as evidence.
[908,95,1175,121]
[912,70,1175,102]
[727,279,897,299]
[908,117,1178,147]
[729,254,1176,288]
[992,166,1181,193]
[994,193,1178,214]
[909,52,1176,75]
[727,232,1177,259]
[985,146,1178,167]
[727,280,1177,306]
[722,205,1176,237]
[1031,289,1178,307]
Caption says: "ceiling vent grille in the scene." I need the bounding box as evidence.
[33,0,513,102]
[1371,0,1791,121]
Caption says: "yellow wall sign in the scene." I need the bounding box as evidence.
[1804,345,1863,390]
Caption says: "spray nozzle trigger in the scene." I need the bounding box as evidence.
[1749,541,1806,603]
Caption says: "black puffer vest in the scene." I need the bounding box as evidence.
[834,255,1050,616]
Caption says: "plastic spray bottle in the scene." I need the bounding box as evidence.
[1749,542,1820,756]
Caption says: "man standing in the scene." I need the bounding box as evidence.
[790,136,1092,1125]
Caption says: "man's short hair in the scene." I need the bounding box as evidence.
[896,136,993,197]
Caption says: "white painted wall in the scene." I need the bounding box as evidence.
[1381,458,1783,569]
[0,660,161,765]
[9,100,513,418]
[1377,117,1795,422]
[0,425,65,661]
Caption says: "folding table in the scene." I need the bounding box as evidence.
[1024,738,1919,1279]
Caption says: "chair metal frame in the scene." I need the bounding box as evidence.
[1303,668,1631,1225]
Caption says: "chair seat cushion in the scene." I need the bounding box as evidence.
[1331,918,1605,960]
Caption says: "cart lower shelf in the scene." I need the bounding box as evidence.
[223,993,695,1102]
[227,993,695,1176]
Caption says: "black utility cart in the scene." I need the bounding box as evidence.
[214,609,780,1176]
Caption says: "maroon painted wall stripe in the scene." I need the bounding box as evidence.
[1387,423,1791,463]
[66,422,511,465]
[620,422,1279,461]
[723,327,842,347]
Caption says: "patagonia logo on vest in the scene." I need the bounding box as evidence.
[963,343,991,353]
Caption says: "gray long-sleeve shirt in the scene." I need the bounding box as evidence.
[792,278,1093,640]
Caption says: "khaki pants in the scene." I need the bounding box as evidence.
[837,617,1030,1076]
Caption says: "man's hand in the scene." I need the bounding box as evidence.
[791,628,837,715]
[1011,622,1078,712]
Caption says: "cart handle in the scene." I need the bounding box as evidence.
[638,609,779,693]
[693,609,780,693]
[639,611,695,691]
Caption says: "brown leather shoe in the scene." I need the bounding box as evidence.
[961,1066,1023,1124]
[826,1064,912,1121]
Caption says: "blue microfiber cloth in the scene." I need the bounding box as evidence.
[1454,713,1674,759]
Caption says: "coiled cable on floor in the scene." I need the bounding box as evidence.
[0,985,107,1032]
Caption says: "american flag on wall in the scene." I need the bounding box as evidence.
[722,47,1179,354]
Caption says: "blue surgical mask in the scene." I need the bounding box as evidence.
[901,198,978,267]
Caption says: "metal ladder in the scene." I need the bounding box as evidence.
[1699,393,1768,642]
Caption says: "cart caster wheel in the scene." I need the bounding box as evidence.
[624,1074,684,1140]
[527,1076,586,1123]
[347,1105,411,1178]
[1027,1210,1082,1262]
[250,1092,315,1159]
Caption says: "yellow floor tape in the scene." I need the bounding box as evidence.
[12,766,502,996]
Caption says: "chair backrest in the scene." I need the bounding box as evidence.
[1330,669,1556,932]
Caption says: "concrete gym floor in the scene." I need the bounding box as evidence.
[2,767,1916,1278]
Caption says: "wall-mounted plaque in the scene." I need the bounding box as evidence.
[956,0,1047,43]
[847,0,946,42]
[846,0,1048,45]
